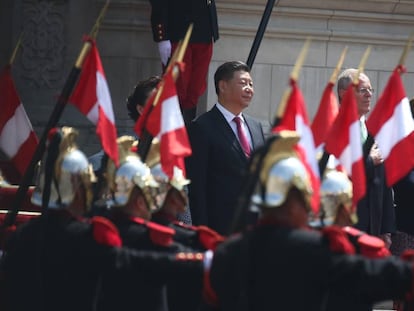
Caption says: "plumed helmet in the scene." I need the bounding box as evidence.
[31,127,96,209]
[105,136,162,211]
[251,131,313,209]
[320,169,355,225]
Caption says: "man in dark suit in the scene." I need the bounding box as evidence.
[186,61,265,235]
[337,68,395,247]
[149,0,219,124]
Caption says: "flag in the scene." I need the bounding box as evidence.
[272,79,320,214]
[366,65,414,186]
[0,65,38,177]
[69,38,119,166]
[134,65,191,179]
[325,83,366,206]
[311,82,339,150]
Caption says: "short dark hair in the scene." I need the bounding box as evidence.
[126,76,161,121]
[214,61,251,95]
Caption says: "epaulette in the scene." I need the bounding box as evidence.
[343,226,390,258]
[322,225,356,255]
[357,234,390,258]
[130,217,175,247]
[196,225,225,251]
[91,216,122,248]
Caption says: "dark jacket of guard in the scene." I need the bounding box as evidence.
[149,0,219,43]
[209,224,412,311]
[0,209,204,311]
[152,212,224,311]
[323,226,391,311]
[99,209,204,311]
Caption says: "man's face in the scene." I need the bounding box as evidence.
[355,73,373,117]
[220,70,254,110]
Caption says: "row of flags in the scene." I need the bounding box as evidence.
[0,36,189,184]
[2,35,414,216]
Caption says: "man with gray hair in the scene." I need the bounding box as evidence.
[336,68,395,248]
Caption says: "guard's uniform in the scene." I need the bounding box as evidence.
[0,209,205,311]
[208,224,413,311]
[152,212,224,311]
[99,209,204,311]
[149,0,219,120]
[321,225,394,311]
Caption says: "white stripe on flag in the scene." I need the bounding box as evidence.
[296,114,319,178]
[339,120,362,176]
[375,97,414,159]
[161,95,185,133]
[0,104,32,158]
[96,71,115,123]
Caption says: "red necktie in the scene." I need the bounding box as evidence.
[233,116,251,157]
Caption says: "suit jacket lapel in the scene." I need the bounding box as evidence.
[211,105,247,160]
[244,114,264,149]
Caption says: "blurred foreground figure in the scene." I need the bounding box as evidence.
[98,136,209,311]
[318,169,391,311]
[0,128,207,311]
[207,131,414,311]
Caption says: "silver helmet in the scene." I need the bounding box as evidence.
[105,136,162,211]
[31,127,96,209]
[320,169,355,225]
[251,131,313,209]
[146,138,190,206]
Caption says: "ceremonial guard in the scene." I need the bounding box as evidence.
[149,0,219,123]
[148,152,224,311]
[318,169,391,311]
[0,128,208,311]
[207,131,414,311]
[97,135,209,311]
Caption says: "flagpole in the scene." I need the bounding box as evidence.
[8,33,24,66]
[318,46,348,176]
[398,33,414,68]
[246,0,280,69]
[231,38,311,234]
[272,37,311,127]
[137,24,193,162]
[2,0,111,229]
[353,46,376,161]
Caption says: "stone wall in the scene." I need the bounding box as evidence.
[1,0,414,155]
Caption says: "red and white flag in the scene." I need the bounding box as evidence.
[135,65,191,179]
[366,65,414,186]
[325,83,366,206]
[70,38,119,166]
[311,81,339,150]
[272,79,320,214]
[0,65,38,176]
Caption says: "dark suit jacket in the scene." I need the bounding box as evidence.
[149,0,219,43]
[186,105,265,235]
[355,135,396,235]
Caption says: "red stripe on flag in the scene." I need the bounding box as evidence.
[11,131,38,175]
[0,66,20,133]
[311,82,338,149]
